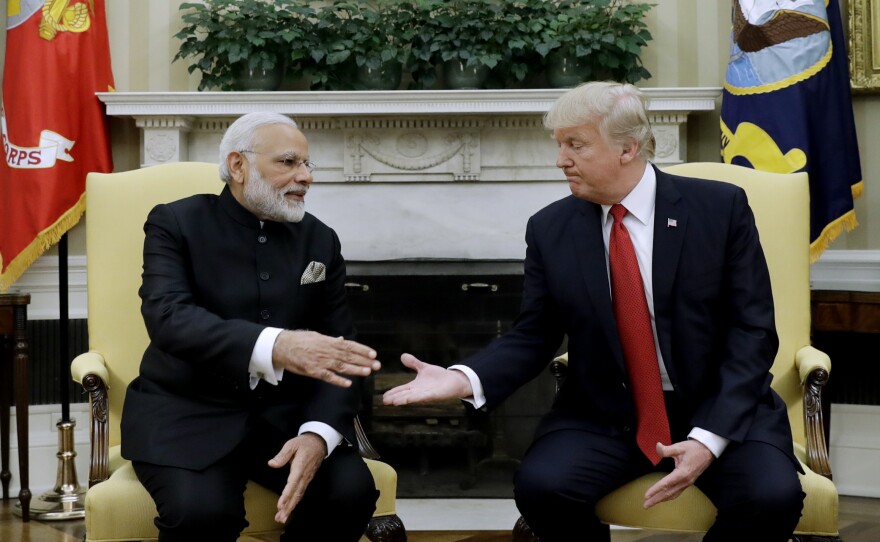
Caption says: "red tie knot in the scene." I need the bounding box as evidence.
[611,203,627,223]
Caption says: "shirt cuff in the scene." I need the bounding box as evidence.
[299,422,343,458]
[448,365,486,409]
[688,427,730,458]
[248,327,285,390]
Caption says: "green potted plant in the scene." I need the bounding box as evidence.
[410,0,514,89]
[310,1,419,91]
[174,0,317,91]
[500,0,560,87]
[542,0,654,87]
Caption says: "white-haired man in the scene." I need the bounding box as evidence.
[383,82,805,541]
[121,112,380,541]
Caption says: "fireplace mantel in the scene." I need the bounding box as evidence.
[97,88,718,117]
[97,89,721,263]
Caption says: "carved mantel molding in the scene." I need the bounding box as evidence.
[98,88,721,171]
[96,89,722,263]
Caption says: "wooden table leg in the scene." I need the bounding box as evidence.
[13,306,30,522]
[0,335,10,501]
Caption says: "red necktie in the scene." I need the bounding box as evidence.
[609,204,671,465]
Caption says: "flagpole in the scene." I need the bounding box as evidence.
[16,233,86,520]
[59,234,70,422]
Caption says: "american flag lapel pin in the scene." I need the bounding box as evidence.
[667,218,678,228]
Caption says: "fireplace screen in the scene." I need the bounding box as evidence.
[346,272,559,498]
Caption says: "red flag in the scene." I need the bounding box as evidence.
[1,0,115,290]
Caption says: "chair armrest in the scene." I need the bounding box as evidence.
[71,351,110,385]
[71,351,111,486]
[795,345,833,480]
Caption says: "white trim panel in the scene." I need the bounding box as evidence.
[830,403,880,498]
[811,250,880,292]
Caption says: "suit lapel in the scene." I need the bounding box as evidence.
[570,199,626,374]
[652,167,686,387]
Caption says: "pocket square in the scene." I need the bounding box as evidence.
[300,261,326,285]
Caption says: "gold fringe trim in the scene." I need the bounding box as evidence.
[852,180,863,200]
[0,193,87,292]
[810,208,858,264]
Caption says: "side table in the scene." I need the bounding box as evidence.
[0,292,31,522]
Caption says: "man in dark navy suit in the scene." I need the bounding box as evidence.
[121,112,381,542]
[384,82,805,542]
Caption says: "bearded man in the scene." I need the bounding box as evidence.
[120,112,381,542]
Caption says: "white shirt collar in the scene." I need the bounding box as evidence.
[601,162,655,227]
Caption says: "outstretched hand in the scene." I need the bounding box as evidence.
[272,330,381,388]
[643,440,715,509]
[382,353,473,406]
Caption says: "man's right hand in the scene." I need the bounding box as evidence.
[382,353,473,405]
[272,330,380,388]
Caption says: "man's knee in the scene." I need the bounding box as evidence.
[514,459,572,505]
[752,474,805,523]
[154,488,247,538]
[334,472,379,517]
[513,462,607,540]
[320,457,379,522]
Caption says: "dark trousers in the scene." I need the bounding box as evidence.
[514,396,805,542]
[132,420,378,542]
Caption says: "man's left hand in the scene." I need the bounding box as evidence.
[268,433,326,524]
[643,439,715,509]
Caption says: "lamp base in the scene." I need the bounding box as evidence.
[13,491,85,520]
[12,419,86,520]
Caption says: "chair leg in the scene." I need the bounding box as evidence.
[365,514,407,542]
[791,536,841,542]
[512,515,542,542]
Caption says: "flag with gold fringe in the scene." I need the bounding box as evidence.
[720,0,861,262]
[1,0,115,290]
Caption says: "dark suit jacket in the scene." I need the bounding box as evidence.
[121,185,362,470]
[462,165,797,462]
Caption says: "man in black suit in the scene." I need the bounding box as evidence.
[383,82,805,541]
[121,112,381,542]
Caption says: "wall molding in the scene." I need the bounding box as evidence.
[8,255,87,320]
[811,249,880,292]
[9,250,878,319]
[6,402,878,502]
[830,403,880,498]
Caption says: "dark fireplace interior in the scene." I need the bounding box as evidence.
[346,270,562,498]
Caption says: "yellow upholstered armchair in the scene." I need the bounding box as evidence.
[72,162,405,542]
[513,162,840,542]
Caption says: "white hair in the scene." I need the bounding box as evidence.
[544,81,655,160]
[218,112,299,183]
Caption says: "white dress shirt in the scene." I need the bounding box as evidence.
[248,327,343,457]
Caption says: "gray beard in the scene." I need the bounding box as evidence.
[243,165,306,223]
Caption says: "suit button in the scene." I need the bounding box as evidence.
[260,309,270,320]
[622,426,631,433]
[260,272,270,280]
[258,235,268,244]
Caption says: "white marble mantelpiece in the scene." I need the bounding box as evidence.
[97,88,718,117]
[97,89,721,263]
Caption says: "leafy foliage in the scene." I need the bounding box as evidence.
[173,0,655,91]
[548,0,655,83]
[174,0,317,91]
[310,1,419,90]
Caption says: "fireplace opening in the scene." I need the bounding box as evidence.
[346,271,562,498]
